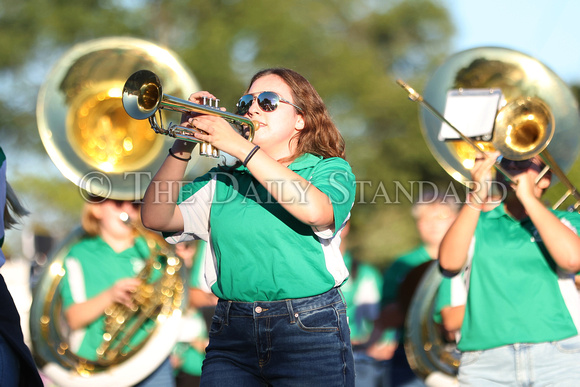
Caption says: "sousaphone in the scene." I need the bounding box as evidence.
[31,37,201,386]
[397,47,580,380]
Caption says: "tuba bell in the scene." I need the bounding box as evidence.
[396,47,580,380]
[31,37,196,386]
[36,36,204,200]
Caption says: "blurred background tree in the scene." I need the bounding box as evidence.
[0,0,476,267]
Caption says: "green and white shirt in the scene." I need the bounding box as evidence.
[61,236,154,360]
[433,271,467,342]
[458,204,580,351]
[166,153,356,302]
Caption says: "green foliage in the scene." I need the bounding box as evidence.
[0,0,458,265]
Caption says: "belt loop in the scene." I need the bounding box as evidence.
[336,287,346,305]
[286,299,296,324]
[224,300,232,326]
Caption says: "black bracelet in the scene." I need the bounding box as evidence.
[243,145,260,167]
[168,148,192,162]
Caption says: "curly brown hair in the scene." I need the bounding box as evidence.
[246,68,346,161]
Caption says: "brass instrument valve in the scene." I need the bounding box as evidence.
[199,97,220,158]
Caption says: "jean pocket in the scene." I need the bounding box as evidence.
[296,305,340,333]
[460,350,482,366]
[208,313,225,336]
[554,335,580,354]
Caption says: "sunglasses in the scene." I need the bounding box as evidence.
[111,199,140,209]
[236,91,303,116]
[499,158,546,170]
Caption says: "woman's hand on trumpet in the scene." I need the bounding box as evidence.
[180,91,224,122]
[176,91,249,159]
[184,91,250,160]
[189,114,248,157]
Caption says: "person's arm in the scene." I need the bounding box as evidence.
[189,287,218,309]
[515,171,580,273]
[440,305,465,340]
[190,114,337,229]
[438,204,480,273]
[143,93,340,232]
[65,278,141,330]
[439,153,498,273]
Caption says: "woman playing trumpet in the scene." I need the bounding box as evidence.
[141,67,357,386]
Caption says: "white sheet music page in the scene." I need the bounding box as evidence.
[438,89,503,141]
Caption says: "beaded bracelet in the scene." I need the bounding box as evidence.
[168,148,192,162]
[243,145,260,167]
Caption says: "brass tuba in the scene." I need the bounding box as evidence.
[31,37,196,386]
[396,47,580,380]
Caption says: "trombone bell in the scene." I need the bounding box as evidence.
[492,97,554,161]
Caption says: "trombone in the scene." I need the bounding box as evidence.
[395,48,580,211]
[397,46,580,383]
[123,70,258,159]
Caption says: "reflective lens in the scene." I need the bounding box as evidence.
[499,157,545,170]
[236,91,301,115]
[256,92,280,112]
[236,94,259,115]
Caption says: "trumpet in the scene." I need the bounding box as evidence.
[123,70,258,158]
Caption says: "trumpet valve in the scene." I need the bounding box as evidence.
[198,97,221,158]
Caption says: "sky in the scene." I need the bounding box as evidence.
[442,0,580,85]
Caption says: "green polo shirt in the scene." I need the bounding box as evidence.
[459,204,580,351]
[168,153,356,301]
[61,236,157,360]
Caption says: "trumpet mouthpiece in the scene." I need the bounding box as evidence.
[120,212,130,223]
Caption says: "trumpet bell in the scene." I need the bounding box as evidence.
[419,47,580,185]
[122,70,163,120]
[36,37,200,200]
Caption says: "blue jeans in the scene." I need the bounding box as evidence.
[0,333,19,387]
[353,351,392,387]
[200,288,354,386]
[391,346,426,387]
[458,335,580,386]
[135,357,175,387]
